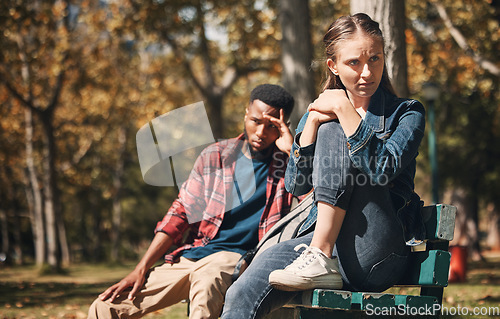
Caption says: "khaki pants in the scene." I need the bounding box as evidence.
[88,251,242,319]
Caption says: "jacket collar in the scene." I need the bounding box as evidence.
[220,133,246,160]
[365,86,386,132]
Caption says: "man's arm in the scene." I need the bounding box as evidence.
[98,232,173,302]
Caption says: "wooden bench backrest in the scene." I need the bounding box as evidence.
[421,204,456,242]
[398,204,457,287]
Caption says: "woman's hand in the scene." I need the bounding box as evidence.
[300,89,361,145]
[308,89,361,137]
[308,89,352,124]
[307,110,337,125]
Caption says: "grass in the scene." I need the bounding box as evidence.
[439,252,500,317]
[387,251,500,318]
[1,253,500,318]
[0,263,187,319]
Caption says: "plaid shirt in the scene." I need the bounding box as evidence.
[155,133,294,263]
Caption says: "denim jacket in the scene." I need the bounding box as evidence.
[286,87,426,245]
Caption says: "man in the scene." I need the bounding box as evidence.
[88,84,295,318]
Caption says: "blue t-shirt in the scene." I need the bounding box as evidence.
[181,151,270,259]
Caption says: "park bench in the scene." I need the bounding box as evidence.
[264,203,457,319]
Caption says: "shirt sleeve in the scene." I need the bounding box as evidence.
[285,112,316,196]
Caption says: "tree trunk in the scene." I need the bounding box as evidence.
[165,3,265,139]
[0,208,8,263]
[91,192,103,262]
[111,126,127,262]
[486,203,500,251]
[40,113,59,270]
[1,165,24,265]
[57,209,70,266]
[1,158,12,264]
[447,188,482,261]
[279,0,316,130]
[206,94,224,139]
[350,0,409,97]
[25,108,46,266]
[39,109,70,268]
[12,206,23,265]
[5,1,69,270]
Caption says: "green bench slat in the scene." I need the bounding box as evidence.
[304,290,399,311]
[351,292,395,310]
[398,249,451,286]
[305,290,441,311]
[395,294,440,308]
[311,289,351,310]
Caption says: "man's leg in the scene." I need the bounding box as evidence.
[88,259,193,318]
[188,251,242,319]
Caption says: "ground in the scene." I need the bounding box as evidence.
[1,252,500,318]
[0,262,186,319]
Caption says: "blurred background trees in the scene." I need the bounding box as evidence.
[0,0,498,269]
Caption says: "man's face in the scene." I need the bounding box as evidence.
[244,99,281,153]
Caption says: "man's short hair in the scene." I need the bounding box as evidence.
[250,84,294,119]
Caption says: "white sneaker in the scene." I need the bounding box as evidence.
[269,244,343,291]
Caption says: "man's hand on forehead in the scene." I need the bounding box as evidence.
[263,108,280,118]
[263,108,286,126]
[263,108,293,155]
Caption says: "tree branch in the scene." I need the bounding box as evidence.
[1,78,37,112]
[195,0,216,90]
[47,67,66,114]
[164,35,208,97]
[433,2,499,77]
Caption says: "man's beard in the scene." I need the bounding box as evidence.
[243,128,273,160]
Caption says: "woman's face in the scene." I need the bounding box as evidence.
[328,31,385,103]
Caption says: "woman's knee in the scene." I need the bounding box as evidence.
[317,120,344,142]
[314,121,349,172]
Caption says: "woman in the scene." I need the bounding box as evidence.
[221,13,426,319]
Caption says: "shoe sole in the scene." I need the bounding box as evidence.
[269,271,343,292]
